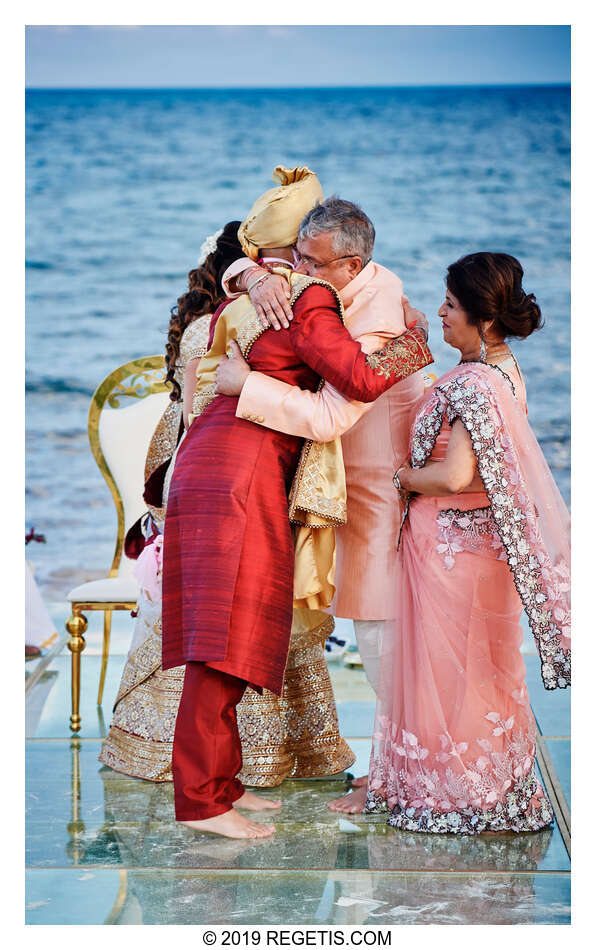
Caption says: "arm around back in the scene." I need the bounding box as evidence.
[238,371,374,442]
[290,284,432,403]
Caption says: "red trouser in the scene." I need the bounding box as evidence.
[172,662,247,820]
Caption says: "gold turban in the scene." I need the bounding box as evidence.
[238,165,323,261]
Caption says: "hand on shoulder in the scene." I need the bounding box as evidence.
[402,295,429,339]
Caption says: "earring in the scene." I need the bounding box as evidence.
[478,330,487,362]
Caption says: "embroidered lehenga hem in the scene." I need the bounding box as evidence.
[100,597,355,787]
[280,637,355,779]
[237,687,355,787]
[100,725,175,783]
[238,618,355,785]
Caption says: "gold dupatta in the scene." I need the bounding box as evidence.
[189,269,347,610]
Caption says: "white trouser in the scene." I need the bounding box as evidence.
[353,620,392,694]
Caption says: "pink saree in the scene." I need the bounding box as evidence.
[367,361,570,835]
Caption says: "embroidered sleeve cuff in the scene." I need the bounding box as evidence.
[366,327,433,381]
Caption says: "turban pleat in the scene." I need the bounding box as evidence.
[238,165,323,261]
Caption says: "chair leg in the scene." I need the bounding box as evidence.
[97,609,112,706]
[66,607,88,733]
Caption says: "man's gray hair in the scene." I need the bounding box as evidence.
[299,196,375,265]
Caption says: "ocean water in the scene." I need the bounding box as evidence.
[26,86,570,598]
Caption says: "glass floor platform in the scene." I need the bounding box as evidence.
[25,613,570,925]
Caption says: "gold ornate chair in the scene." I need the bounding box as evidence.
[65,356,171,732]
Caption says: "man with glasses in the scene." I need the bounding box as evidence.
[217,197,429,814]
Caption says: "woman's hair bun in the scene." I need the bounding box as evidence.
[446,252,543,341]
[499,288,543,339]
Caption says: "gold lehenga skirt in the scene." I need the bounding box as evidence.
[99,607,354,785]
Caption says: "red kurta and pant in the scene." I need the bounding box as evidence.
[161,284,431,820]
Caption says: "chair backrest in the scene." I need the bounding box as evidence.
[88,356,172,579]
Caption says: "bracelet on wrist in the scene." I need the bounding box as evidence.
[393,466,408,491]
[246,272,271,294]
[239,265,262,290]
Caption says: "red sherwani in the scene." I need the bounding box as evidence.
[161,284,432,819]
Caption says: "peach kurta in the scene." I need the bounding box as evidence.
[234,261,426,620]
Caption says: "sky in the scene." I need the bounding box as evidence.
[25,25,570,88]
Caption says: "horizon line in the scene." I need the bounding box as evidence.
[26,81,571,91]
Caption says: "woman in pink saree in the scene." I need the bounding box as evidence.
[366,252,570,835]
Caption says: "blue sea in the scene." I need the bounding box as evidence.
[26,86,570,599]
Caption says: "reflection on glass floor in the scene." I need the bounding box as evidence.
[26,638,570,925]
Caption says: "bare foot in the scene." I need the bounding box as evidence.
[179,809,274,839]
[328,785,368,814]
[351,774,369,788]
[235,790,281,811]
